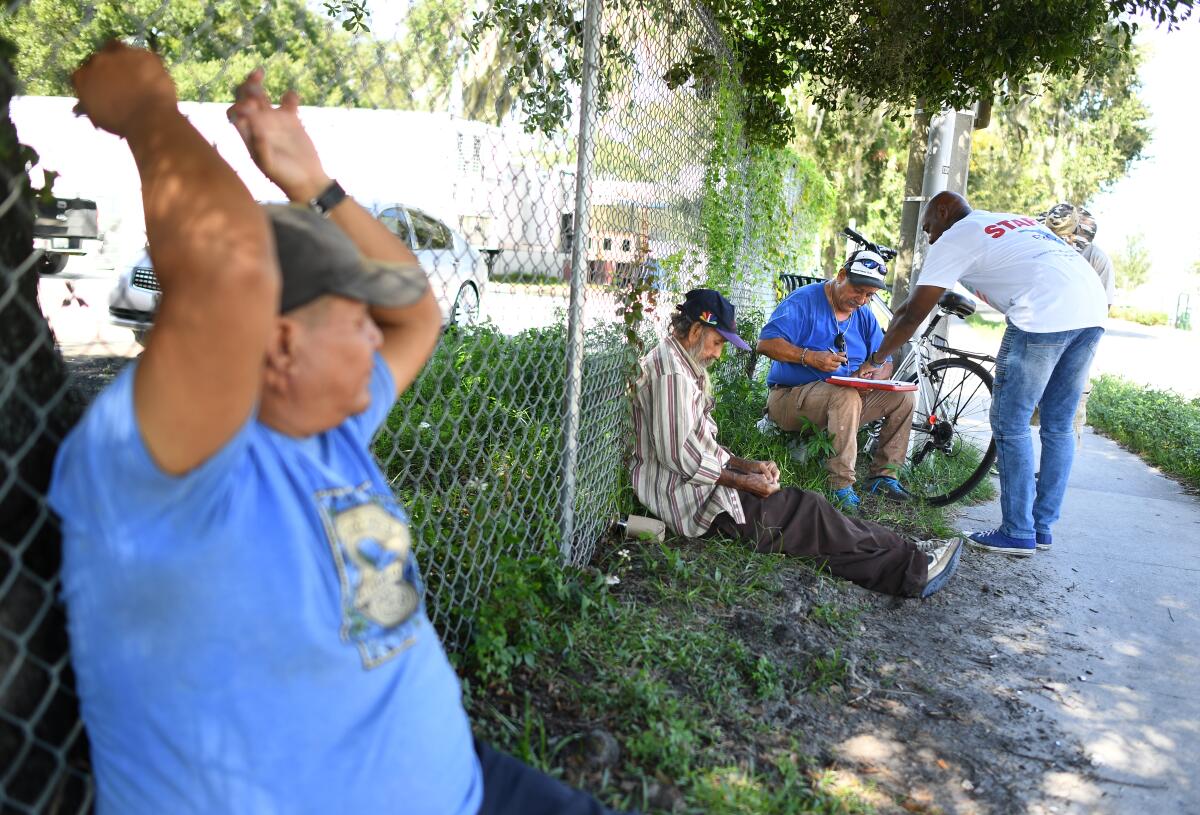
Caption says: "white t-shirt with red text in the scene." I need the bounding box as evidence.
[917,210,1108,332]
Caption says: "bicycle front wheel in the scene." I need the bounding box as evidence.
[904,357,996,506]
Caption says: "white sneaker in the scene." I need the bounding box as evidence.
[913,538,950,556]
[919,537,964,598]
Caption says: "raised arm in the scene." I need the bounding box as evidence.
[226,71,442,396]
[73,43,278,475]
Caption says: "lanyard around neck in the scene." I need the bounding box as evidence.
[824,281,851,333]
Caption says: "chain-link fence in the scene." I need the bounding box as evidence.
[0,0,783,810]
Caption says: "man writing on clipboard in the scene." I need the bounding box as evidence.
[757,251,917,511]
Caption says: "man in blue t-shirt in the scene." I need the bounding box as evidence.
[757,252,916,510]
[50,43,618,815]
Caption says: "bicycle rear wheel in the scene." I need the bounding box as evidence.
[904,357,996,506]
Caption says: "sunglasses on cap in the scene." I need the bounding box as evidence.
[851,258,884,271]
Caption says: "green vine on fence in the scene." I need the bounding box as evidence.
[701,80,833,297]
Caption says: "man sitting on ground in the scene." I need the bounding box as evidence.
[756,251,915,510]
[631,289,962,599]
[51,43,619,814]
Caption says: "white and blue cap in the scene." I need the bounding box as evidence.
[842,249,888,289]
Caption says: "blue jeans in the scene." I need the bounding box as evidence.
[476,740,629,815]
[990,322,1104,539]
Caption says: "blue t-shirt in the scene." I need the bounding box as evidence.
[760,283,886,388]
[48,354,482,815]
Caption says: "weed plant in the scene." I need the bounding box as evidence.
[462,538,881,813]
[381,316,992,813]
[1109,305,1169,327]
[1088,375,1200,490]
[375,323,628,641]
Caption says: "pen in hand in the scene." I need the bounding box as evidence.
[827,347,848,374]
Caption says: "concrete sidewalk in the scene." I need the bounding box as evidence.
[956,428,1200,814]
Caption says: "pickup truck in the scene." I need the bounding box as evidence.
[33,196,99,275]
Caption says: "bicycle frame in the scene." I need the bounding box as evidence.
[870,295,997,460]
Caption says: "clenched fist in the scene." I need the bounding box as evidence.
[71,42,177,138]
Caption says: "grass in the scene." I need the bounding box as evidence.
[453,317,992,812]
[368,318,993,812]
[373,322,629,644]
[491,271,568,286]
[1088,374,1200,490]
[963,312,1006,343]
[462,538,885,813]
[1109,305,1169,327]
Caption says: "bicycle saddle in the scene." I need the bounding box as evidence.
[938,291,976,318]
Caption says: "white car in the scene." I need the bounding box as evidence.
[369,203,486,326]
[109,204,487,343]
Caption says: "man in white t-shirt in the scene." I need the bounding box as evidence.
[856,192,1106,556]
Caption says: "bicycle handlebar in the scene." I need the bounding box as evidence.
[841,226,898,262]
[842,226,870,246]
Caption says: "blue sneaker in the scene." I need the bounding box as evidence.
[966,528,1036,557]
[920,537,963,598]
[866,476,912,502]
[1036,531,1052,551]
[832,486,860,511]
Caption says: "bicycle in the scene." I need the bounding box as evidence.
[841,227,998,506]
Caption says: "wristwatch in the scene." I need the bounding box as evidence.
[868,352,886,367]
[308,180,347,217]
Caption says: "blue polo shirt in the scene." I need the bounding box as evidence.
[48,354,482,815]
[760,283,885,388]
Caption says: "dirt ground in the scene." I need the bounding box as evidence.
[62,354,132,401]
[797,552,1103,814]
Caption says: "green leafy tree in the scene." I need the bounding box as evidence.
[0,0,481,110]
[1114,233,1152,290]
[782,26,1150,277]
[471,0,1195,145]
[788,86,908,273]
[968,31,1150,214]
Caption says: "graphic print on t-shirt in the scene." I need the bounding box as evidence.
[318,483,425,668]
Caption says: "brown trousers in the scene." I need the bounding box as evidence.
[708,488,927,597]
[767,381,915,490]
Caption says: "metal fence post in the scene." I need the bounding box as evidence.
[559,0,603,562]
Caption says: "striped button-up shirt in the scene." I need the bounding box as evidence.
[631,336,745,537]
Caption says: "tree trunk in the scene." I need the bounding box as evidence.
[0,36,91,813]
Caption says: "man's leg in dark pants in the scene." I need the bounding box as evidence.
[709,488,927,597]
[475,741,629,815]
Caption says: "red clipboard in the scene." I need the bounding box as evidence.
[827,375,918,392]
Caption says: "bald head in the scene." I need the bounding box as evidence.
[922,191,972,245]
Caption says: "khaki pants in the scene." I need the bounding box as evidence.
[767,381,916,490]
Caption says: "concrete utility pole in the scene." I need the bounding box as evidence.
[891,105,931,305]
[891,106,977,306]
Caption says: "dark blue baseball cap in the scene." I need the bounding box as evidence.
[677,288,751,351]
